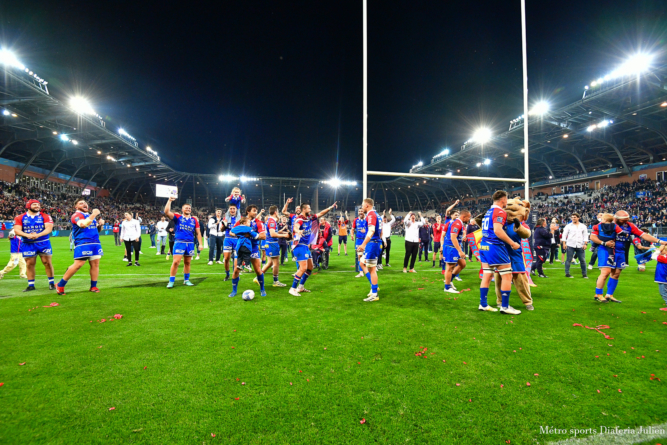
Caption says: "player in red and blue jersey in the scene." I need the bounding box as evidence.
[357,198,382,302]
[478,191,521,314]
[289,202,337,296]
[56,198,104,295]
[221,206,239,281]
[257,205,291,288]
[13,199,55,292]
[229,205,267,297]
[352,208,367,277]
[590,211,665,303]
[282,197,302,268]
[164,196,203,288]
[442,210,471,294]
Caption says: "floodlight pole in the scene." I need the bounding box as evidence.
[520,0,530,199]
[363,0,368,198]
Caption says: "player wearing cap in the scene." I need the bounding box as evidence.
[13,199,55,292]
[56,198,104,295]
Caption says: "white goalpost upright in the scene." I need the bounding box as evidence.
[362,0,531,200]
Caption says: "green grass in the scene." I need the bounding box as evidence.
[0,235,666,444]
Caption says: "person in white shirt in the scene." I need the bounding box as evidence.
[403,211,425,273]
[156,216,169,255]
[561,213,589,278]
[207,209,225,265]
[120,212,142,266]
[379,209,395,269]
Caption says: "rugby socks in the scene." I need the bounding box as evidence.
[365,272,371,284]
[273,274,279,283]
[262,259,266,266]
[432,260,435,266]
[48,277,54,285]
[28,279,35,287]
[225,270,230,279]
[454,274,460,280]
[480,287,489,307]
[606,278,619,296]
[232,277,240,292]
[58,278,68,288]
[445,283,453,290]
[292,275,301,289]
[184,273,190,282]
[595,287,604,295]
[501,290,511,308]
[355,256,359,272]
[169,276,176,284]
[90,280,97,289]
[299,272,310,286]
[371,284,378,294]
[257,274,265,292]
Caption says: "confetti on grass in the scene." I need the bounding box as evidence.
[360,418,366,424]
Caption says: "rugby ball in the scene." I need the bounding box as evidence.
[638,265,646,272]
[242,290,255,301]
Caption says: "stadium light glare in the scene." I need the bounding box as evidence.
[0,49,21,68]
[445,172,453,177]
[2,110,9,116]
[483,158,491,165]
[71,140,78,145]
[70,97,96,115]
[476,162,482,167]
[530,101,550,116]
[59,134,69,142]
[549,176,553,179]
[661,102,667,107]
[118,128,136,141]
[240,175,258,181]
[563,134,569,138]
[472,128,492,144]
[219,174,236,182]
[504,153,509,157]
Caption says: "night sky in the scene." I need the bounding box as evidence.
[1,1,665,180]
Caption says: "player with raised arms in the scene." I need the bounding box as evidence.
[13,199,55,292]
[225,187,246,212]
[221,205,239,281]
[282,197,301,266]
[289,201,337,296]
[357,198,382,302]
[164,197,203,288]
[590,210,665,303]
[478,191,521,314]
[441,210,471,294]
[229,204,267,297]
[56,198,104,295]
[256,205,291,288]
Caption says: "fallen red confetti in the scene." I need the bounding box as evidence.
[113,314,122,319]
[456,383,461,386]
[299,370,302,373]
[42,302,59,308]
[289,382,293,386]
[500,384,504,388]
[0,383,3,387]
[442,360,446,363]
[143,366,147,370]
[572,323,613,339]
[235,397,239,400]
[211,433,216,438]
[597,390,600,393]
[18,363,25,366]
[468,399,472,402]
[360,418,366,424]
[358,362,361,364]
[618,389,622,392]
[231,347,235,349]
[534,374,539,376]
[526,382,531,386]
[506,441,511,444]
[100,319,106,323]
[109,407,115,411]
[241,382,246,385]
[463,362,467,365]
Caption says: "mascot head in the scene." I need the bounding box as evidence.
[505,198,532,239]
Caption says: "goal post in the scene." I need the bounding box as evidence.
[361,0,531,200]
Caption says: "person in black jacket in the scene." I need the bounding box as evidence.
[531,218,550,277]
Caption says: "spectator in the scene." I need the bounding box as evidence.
[561,213,589,278]
[403,211,424,273]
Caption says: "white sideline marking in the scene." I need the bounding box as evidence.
[547,422,667,444]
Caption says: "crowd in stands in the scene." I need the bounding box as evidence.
[3,176,667,236]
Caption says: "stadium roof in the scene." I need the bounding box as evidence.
[2,51,667,212]
[369,58,667,210]
[0,58,362,210]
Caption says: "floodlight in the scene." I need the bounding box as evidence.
[329,178,342,188]
[530,101,550,116]
[483,158,491,165]
[70,97,96,115]
[472,128,492,144]
[71,140,78,145]
[441,148,449,156]
[661,102,667,107]
[118,128,128,136]
[445,172,453,177]
[587,125,597,132]
[549,176,553,179]
[2,110,9,116]
[615,53,653,77]
[476,162,482,167]
[417,161,423,166]
[219,174,236,182]
[0,49,21,68]
[59,134,69,141]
